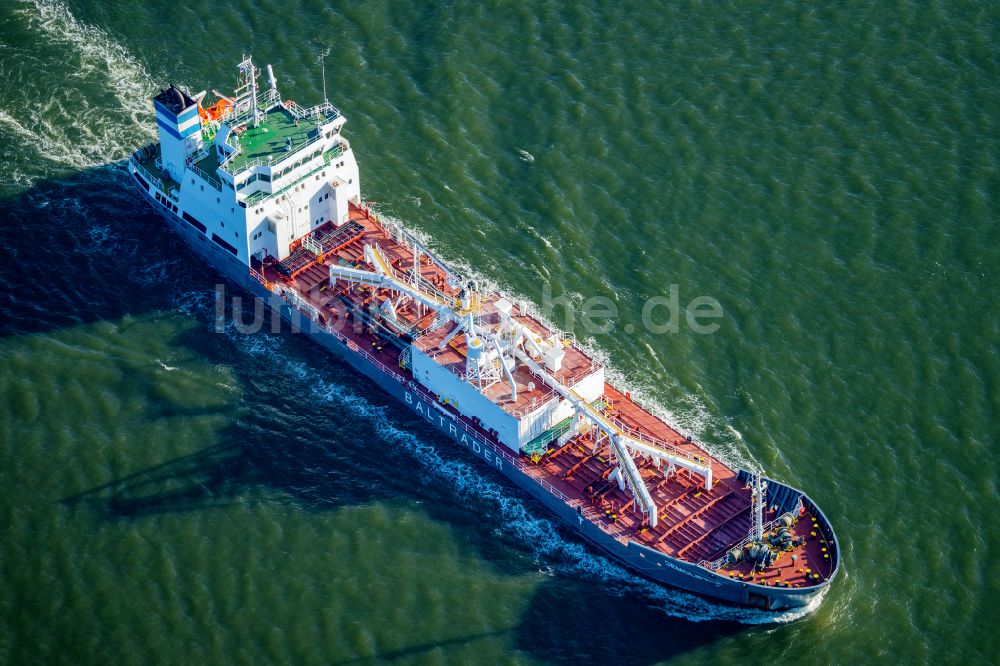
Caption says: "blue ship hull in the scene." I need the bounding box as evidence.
[138,181,839,612]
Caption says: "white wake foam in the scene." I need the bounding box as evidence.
[3,0,157,180]
[227,326,811,624]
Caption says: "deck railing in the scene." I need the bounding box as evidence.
[240,142,346,206]
[249,265,632,542]
[284,98,340,122]
[129,153,179,201]
[697,516,784,570]
[189,163,222,191]
[227,89,282,128]
[221,153,269,176]
[248,267,271,290]
[606,412,707,466]
[509,378,558,418]
[130,156,162,190]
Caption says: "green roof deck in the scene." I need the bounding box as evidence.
[224,106,325,174]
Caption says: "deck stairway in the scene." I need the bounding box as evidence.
[521,400,609,457]
[278,221,366,278]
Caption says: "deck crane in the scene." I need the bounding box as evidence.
[328,244,518,396]
[500,312,714,529]
[330,243,713,530]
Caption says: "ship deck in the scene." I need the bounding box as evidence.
[413,306,597,418]
[254,203,837,590]
[227,106,324,173]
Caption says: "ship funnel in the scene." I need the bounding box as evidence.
[152,85,202,181]
[267,64,277,92]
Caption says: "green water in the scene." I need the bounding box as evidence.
[1,0,998,662]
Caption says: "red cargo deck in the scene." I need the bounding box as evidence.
[252,203,836,590]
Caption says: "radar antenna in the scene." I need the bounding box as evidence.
[317,46,332,104]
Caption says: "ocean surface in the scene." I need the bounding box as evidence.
[1,0,997,663]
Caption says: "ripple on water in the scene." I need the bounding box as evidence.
[1,0,998,661]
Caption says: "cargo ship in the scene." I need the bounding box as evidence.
[128,57,839,611]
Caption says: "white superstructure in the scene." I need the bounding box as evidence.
[132,56,361,267]
[131,56,713,532]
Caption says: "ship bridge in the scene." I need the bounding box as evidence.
[205,57,348,206]
[130,55,364,266]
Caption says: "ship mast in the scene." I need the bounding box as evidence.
[234,55,263,128]
[750,469,767,542]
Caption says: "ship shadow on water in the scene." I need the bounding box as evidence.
[62,439,738,663]
[0,165,219,340]
[330,582,737,666]
[513,577,742,664]
[60,443,251,518]
[59,381,743,663]
[19,167,743,661]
